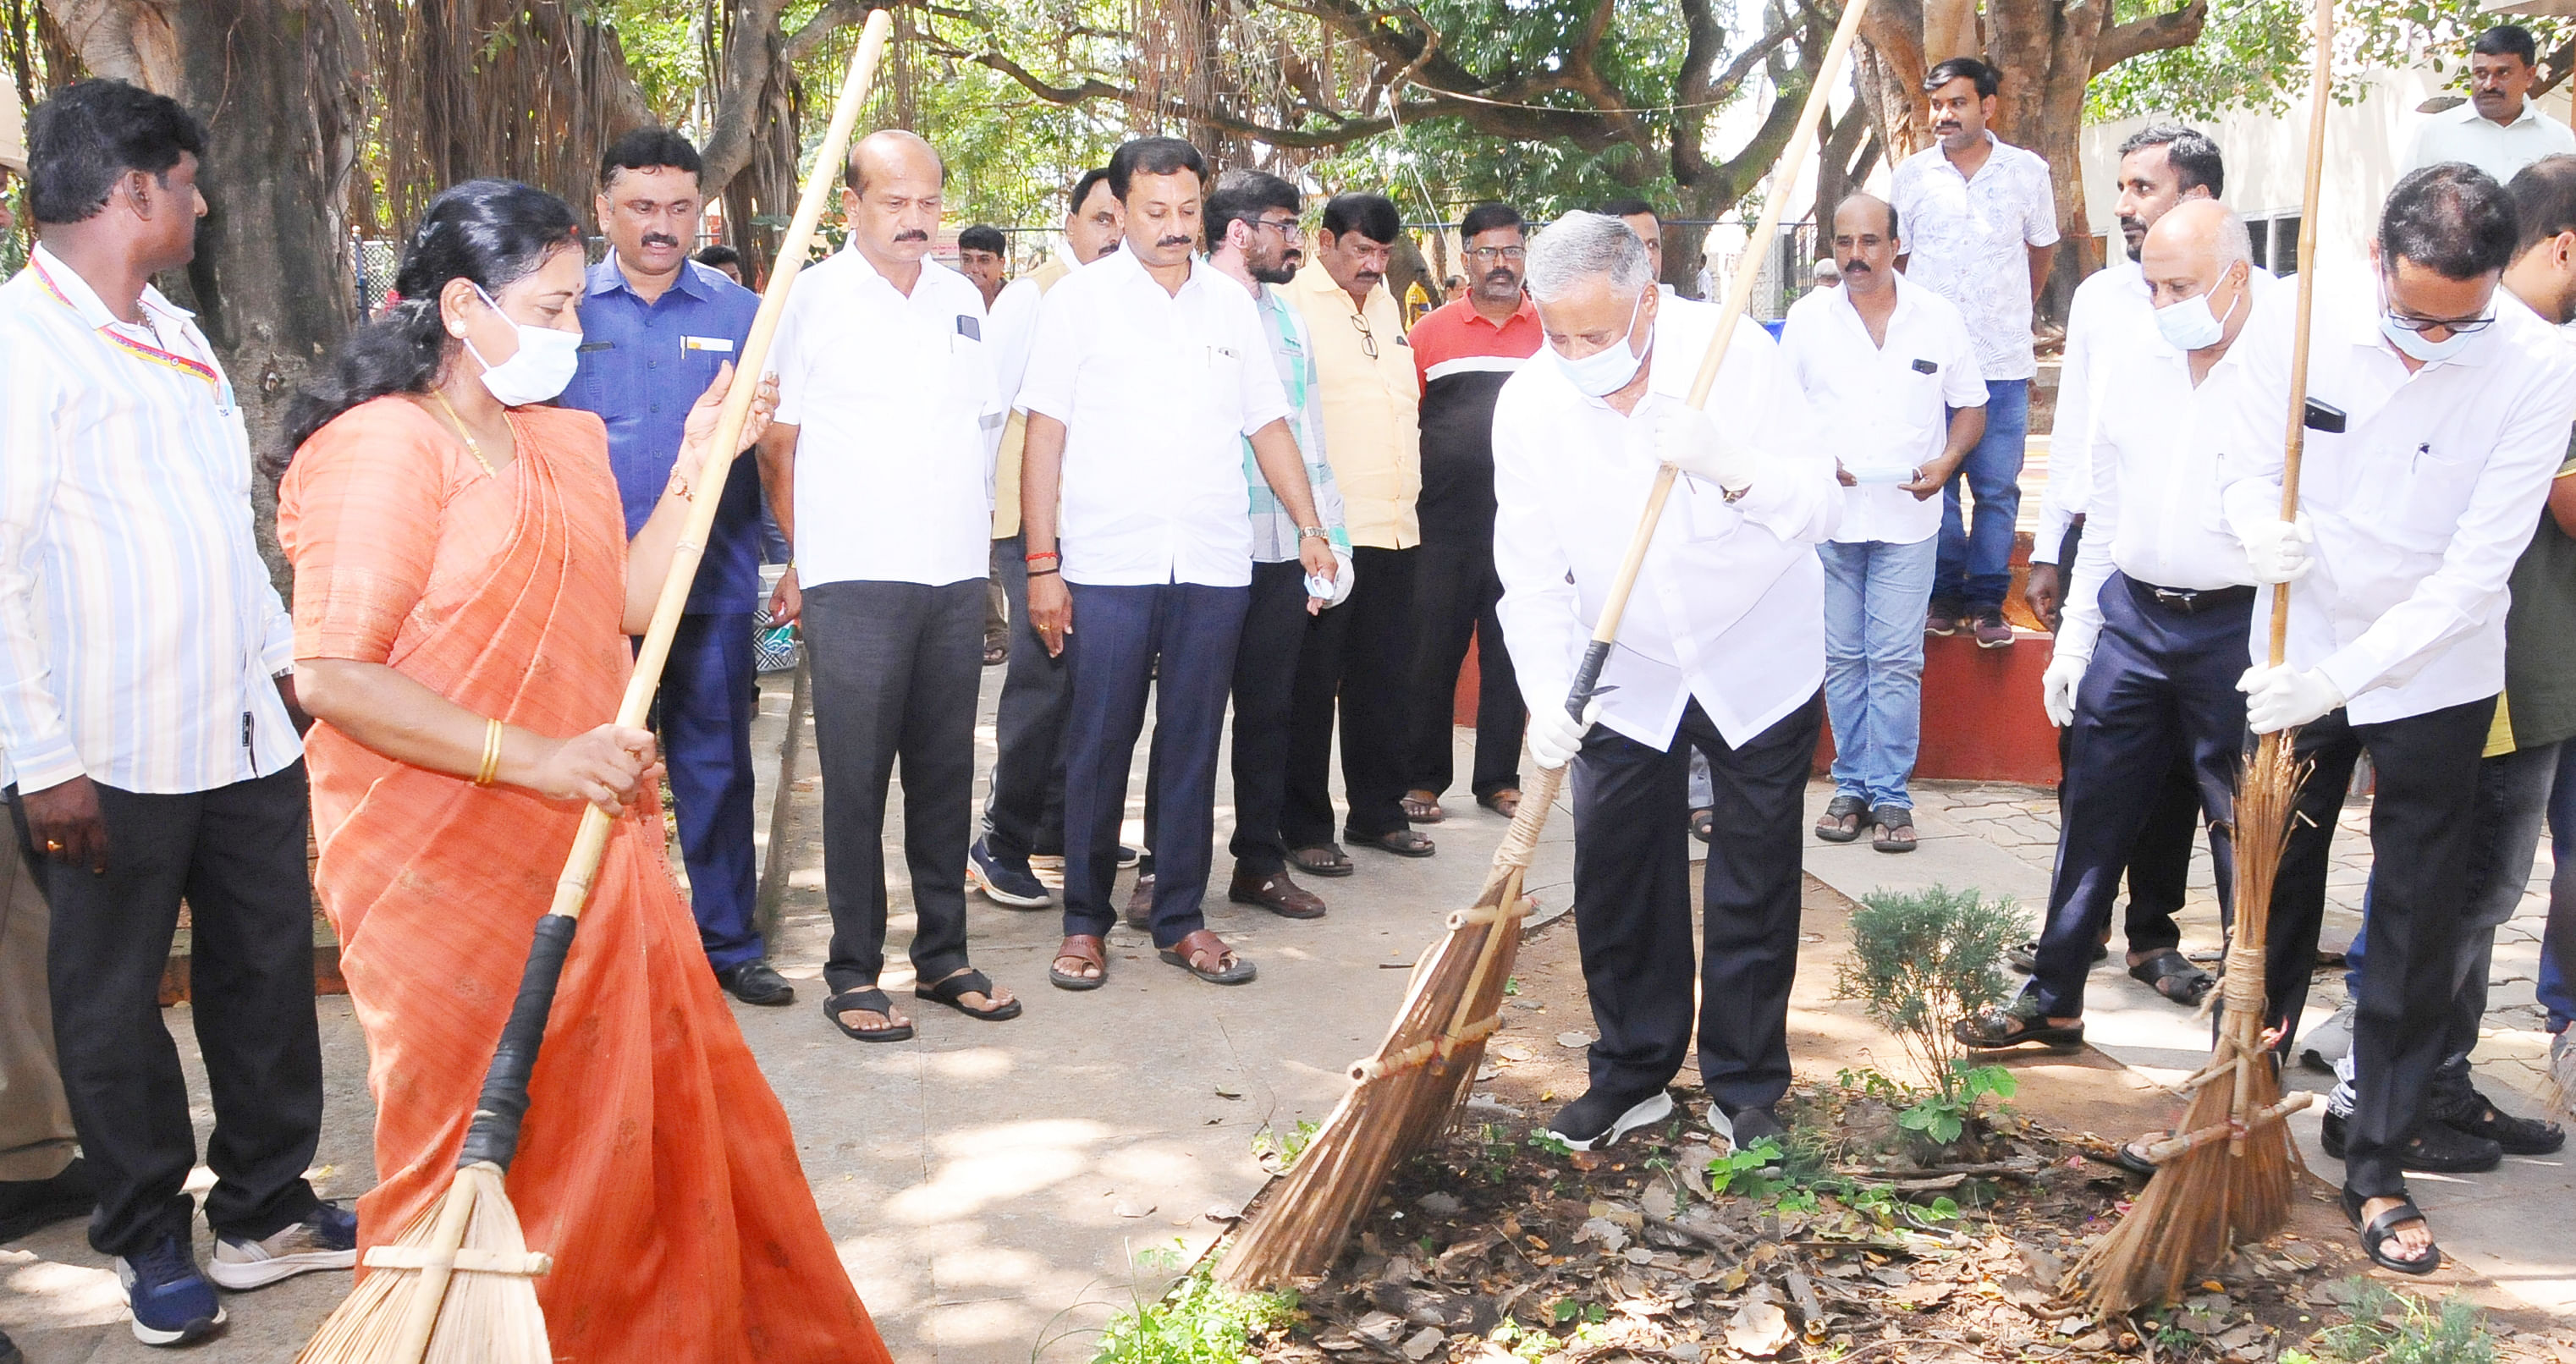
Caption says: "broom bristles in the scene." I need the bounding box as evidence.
[2068,731,2309,1315]
[298,1163,551,1364]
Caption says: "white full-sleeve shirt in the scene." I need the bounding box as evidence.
[771,247,1001,589]
[0,247,300,795]
[2400,99,2576,187]
[2210,281,2576,723]
[2055,268,2281,667]
[1493,303,1839,750]
[1016,249,1291,588]
[2033,261,2153,562]
[1777,276,1988,547]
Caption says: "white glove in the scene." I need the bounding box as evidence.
[1527,696,1603,770]
[2238,513,2315,586]
[1654,404,1756,493]
[2041,652,2086,729]
[2238,663,2343,734]
[1328,549,1355,608]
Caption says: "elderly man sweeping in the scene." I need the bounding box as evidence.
[1494,212,1838,1152]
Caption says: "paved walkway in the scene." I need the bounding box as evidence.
[1799,778,2575,1317]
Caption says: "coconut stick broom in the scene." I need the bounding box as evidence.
[2067,0,2331,1317]
[296,14,895,1362]
[1214,0,1875,1289]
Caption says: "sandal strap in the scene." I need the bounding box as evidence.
[2362,1197,2428,1241]
[1170,928,1234,970]
[926,969,995,1003]
[1054,935,1106,969]
[825,987,894,1013]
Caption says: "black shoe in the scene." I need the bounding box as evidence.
[715,959,796,1007]
[1926,598,1964,636]
[2320,1110,2502,1172]
[1545,1088,1675,1152]
[1725,1104,1787,1150]
[0,1155,95,1242]
[2430,1084,2566,1156]
[2006,938,2106,973]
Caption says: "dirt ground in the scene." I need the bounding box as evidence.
[1236,876,2576,1364]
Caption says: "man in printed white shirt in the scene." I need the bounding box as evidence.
[1889,56,2059,648]
[0,80,350,1348]
[2012,124,2228,1006]
[1017,137,1336,992]
[1781,193,1986,856]
[1960,201,2273,1057]
[2210,165,2576,1273]
[1494,212,1839,1153]
[757,129,1016,1042]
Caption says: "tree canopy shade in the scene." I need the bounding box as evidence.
[2088,0,2576,120]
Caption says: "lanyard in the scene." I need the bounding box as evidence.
[31,256,222,392]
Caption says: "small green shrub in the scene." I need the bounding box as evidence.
[1835,885,2027,1108]
[2312,1281,2497,1364]
[1248,1119,1319,1170]
[1089,1257,1297,1364]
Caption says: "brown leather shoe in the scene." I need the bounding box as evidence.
[1229,866,1326,919]
[1124,872,1157,931]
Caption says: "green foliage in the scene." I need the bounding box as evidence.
[2312,1282,2498,1364]
[1834,886,2026,1103]
[1705,1140,1787,1196]
[1896,1064,2018,1147]
[1089,1256,1298,1364]
[1249,1120,1320,1170]
[2088,0,2576,122]
[1527,1130,1575,1159]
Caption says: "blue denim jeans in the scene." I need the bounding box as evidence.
[1819,536,1938,810]
[1933,378,2030,611]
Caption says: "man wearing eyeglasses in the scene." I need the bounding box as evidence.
[2208,162,2576,1274]
[1287,192,1431,870]
[1401,201,1537,828]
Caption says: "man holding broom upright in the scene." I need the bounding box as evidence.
[2209,163,2576,1273]
[1494,212,1838,1152]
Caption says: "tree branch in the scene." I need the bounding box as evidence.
[2091,0,2207,74]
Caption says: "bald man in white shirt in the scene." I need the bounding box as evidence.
[1496,212,1839,1153]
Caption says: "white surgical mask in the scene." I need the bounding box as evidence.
[1552,292,1648,397]
[465,283,582,406]
[2153,269,2243,352]
[2380,312,2478,364]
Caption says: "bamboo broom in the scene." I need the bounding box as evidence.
[1214,0,1875,1289]
[2067,0,2330,1317]
[296,14,895,1362]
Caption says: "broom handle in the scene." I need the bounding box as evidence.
[2267,0,2332,668]
[1484,0,1873,890]
[449,11,894,1178]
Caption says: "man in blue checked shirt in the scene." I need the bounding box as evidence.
[559,129,786,1007]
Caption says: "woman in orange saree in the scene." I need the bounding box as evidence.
[272,179,888,1363]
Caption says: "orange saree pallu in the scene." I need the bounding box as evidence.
[278,398,886,1364]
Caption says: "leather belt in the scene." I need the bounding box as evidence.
[2127,578,2255,616]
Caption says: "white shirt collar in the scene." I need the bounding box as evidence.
[2455,97,2546,130]
[31,243,192,333]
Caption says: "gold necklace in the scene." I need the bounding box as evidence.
[427,388,502,477]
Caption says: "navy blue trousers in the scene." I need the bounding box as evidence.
[660,613,762,972]
[1060,581,1247,945]
[2029,575,2248,1017]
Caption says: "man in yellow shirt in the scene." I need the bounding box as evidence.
[1285,193,1433,867]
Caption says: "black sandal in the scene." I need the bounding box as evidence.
[1815,795,1869,843]
[915,968,1022,1022]
[823,987,915,1042]
[1953,1001,2083,1052]
[2342,1186,2441,1275]
[2106,1130,2166,1176]
[1869,806,1917,853]
[1347,828,1436,858]
[2128,949,2215,1005]
[1690,808,1715,844]
[1289,844,1354,877]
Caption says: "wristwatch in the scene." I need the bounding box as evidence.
[1297,525,1330,540]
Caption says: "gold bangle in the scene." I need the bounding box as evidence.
[476,718,504,787]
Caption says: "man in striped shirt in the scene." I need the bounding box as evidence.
[0,80,349,1348]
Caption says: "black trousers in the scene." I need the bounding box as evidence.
[2267,697,2495,1199]
[1568,692,1825,1114]
[1286,544,1419,845]
[1143,560,1314,879]
[1404,535,1523,802]
[12,764,322,1257]
[2030,575,2246,1016]
[802,579,984,993]
[983,534,1071,861]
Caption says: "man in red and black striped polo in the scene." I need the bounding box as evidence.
[1401,201,1542,824]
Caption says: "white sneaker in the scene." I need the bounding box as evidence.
[2298,999,2355,1073]
[207,1202,358,1290]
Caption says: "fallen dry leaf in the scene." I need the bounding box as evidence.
[1726,1301,1794,1358]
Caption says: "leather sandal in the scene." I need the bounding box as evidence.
[823,987,915,1043]
[1347,827,1435,858]
[1479,789,1522,818]
[1049,935,1109,991]
[2343,1186,2441,1275]
[2128,949,2215,1005]
[1954,1000,2083,1052]
[1230,867,1326,919]
[1159,928,1257,985]
[1815,795,1868,843]
[1869,805,1917,853]
[1401,790,1445,822]
[1289,844,1354,877]
[915,968,1022,1021]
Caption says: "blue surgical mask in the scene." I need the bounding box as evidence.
[1552,293,1649,397]
[2380,312,2476,363]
